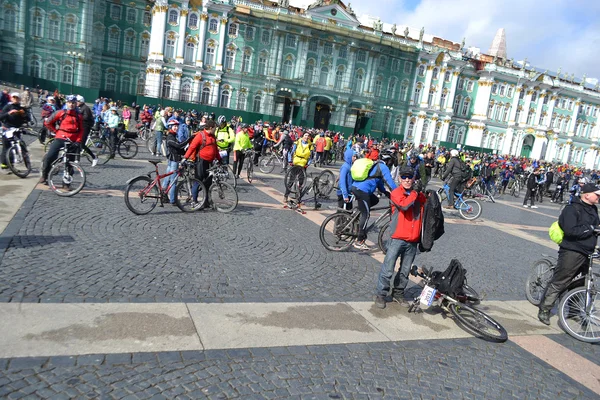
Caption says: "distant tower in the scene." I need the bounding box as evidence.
[488,28,507,60]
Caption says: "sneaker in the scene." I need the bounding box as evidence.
[374,295,386,309]
[353,240,371,251]
[0,164,7,170]
[538,310,550,325]
[38,176,47,185]
[523,204,530,208]
[91,158,98,167]
[443,205,455,210]
[531,205,538,209]
[392,290,411,307]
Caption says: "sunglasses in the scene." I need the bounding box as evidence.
[400,175,414,180]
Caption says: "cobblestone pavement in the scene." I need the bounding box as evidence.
[0,338,596,400]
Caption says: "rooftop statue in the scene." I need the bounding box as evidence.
[404,27,409,38]
[419,27,424,41]
[391,24,397,35]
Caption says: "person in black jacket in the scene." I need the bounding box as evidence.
[538,183,600,325]
[163,120,189,205]
[441,149,463,209]
[522,169,540,208]
[0,92,28,169]
[76,96,98,167]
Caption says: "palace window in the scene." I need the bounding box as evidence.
[242,52,251,73]
[108,29,120,52]
[228,23,238,36]
[220,89,230,108]
[323,42,333,55]
[66,0,77,7]
[447,126,456,142]
[432,67,439,80]
[253,94,261,113]
[457,128,465,144]
[209,19,218,32]
[181,83,191,102]
[246,26,254,41]
[400,80,408,101]
[417,65,425,77]
[453,95,462,114]
[404,61,412,74]
[391,59,400,72]
[388,78,397,99]
[185,42,195,64]
[334,69,343,90]
[357,50,366,63]
[526,110,534,125]
[466,81,474,91]
[30,59,42,78]
[427,89,434,107]
[457,78,465,90]
[161,80,171,98]
[124,33,135,55]
[261,29,270,45]
[285,34,297,48]
[354,72,363,93]
[531,91,537,102]
[225,49,235,70]
[338,46,347,59]
[507,86,513,97]
[519,89,525,100]
[282,59,293,79]
[499,85,506,96]
[394,118,402,135]
[65,19,77,43]
[503,105,510,122]
[143,12,151,25]
[48,17,60,41]
[461,98,471,116]
[319,66,329,86]
[126,9,136,23]
[110,5,121,20]
[413,83,422,104]
[444,70,451,82]
[433,123,441,142]
[105,72,116,91]
[237,92,246,111]
[31,12,44,37]
[544,95,549,105]
[201,87,210,104]
[62,65,73,84]
[487,103,494,119]
[422,120,429,139]
[379,56,387,69]
[168,10,178,24]
[305,64,314,85]
[515,108,521,123]
[140,35,150,57]
[258,53,267,76]
[121,75,131,94]
[440,92,447,109]
[4,9,16,32]
[374,78,382,97]
[165,37,175,59]
[137,78,145,95]
[205,46,215,65]
[407,120,415,138]
[308,39,318,52]
[492,84,498,94]
[188,13,198,29]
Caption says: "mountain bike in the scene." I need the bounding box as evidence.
[259,148,286,174]
[285,169,335,214]
[437,183,482,220]
[319,196,391,252]
[3,127,32,178]
[47,139,86,197]
[124,160,206,214]
[243,149,256,183]
[408,264,507,342]
[206,162,238,213]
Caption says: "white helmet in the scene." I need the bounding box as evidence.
[217,115,226,125]
[450,149,459,157]
[76,95,85,103]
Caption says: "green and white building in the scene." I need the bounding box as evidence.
[2,0,600,167]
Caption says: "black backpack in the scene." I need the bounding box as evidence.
[429,259,466,297]
[459,160,472,183]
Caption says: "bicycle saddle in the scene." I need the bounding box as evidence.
[148,159,162,166]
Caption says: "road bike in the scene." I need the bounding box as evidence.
[319,197,391,252]
[135,123,151,141]
[47,139,86,197]
[124,160,206,214]
[408,264,507,342]
[437,183,482,220]
[3,127,32,178]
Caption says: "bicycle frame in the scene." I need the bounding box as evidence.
[442,184,470,210]
[333,202,391,236]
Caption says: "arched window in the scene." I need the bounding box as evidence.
[91,66,101,87]
[205,46,215,66]
[108,29,120,52]
[427,89,435,107]
[413,83,422,104]
[407,120,415,139]
[136,78,145,95]
[440,91,447,109]
[503,104,510,122]
[105,72,116,91]
[433,123,441,142]
[122,75,131,94]
[258,52,267,76]
[357,50,366,62]
[422,120,430,140]
[400,80,408,101]
[457,127,465,144]
[165,36,176,59]
[432,68,439,80]
[374,78,382,97]
[447,126,456,142]
[387,78,397,99]
[394,117,402,135]
[418,65,425,76]
[323,42,333,55]
[201,87,211,104]
[62,65,73,84]
[126,9,136,23]
[184,42,195,64]
[305,63,314,86]
[30,59,42,78]
[188,13,198,29]
[334,69,344,90]
[253,94,261,113]
[242,52,251,73]
[48,14,61,41]
[161,80,171,98]
[4,9,16,32]
[220,89,230,108]
[225,49,235,70]
[65,17,77,43]
[168,10,178,24]
[180,83,191,102]
[143,11,151,25]
[246,26,254,41]
[492,84,498,94]
[354,72,363,93]
[31,11,44,37]
[319,66,329,86]
[531,91,537,102]
[208,19,218,32]
[46,63,58,81]
[140,34,150,57]
[461,98,471,116]
[237,92,246,110]
[228,23,238,36]
[124,32,135,55]
[282,59,293,79]
[453,95,462,114]
[458,78,465,90]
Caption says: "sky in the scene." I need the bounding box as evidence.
[292,0,600,83]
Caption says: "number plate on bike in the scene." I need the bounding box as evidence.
[420,285,437,307]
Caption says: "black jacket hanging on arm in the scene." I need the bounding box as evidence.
[419,189,445,252]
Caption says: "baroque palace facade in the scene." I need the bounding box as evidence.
[1,0,600,167]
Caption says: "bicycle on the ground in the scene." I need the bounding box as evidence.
[124,160,206,214]
[408,264,508,342]
[437,183,482,220]
[319,195,391,252]
[3,127,32,178]
[47,138,86,197]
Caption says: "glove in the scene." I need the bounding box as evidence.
[593,226,600,236]
[412,180,424,193]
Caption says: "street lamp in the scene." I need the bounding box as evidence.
[383,105,393,139]
[159,66,168,107]
[66,51,82,94]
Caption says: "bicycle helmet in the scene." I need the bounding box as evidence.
[76,95,85,103]
[66,95,77,102]
[217,115,226,125]
[239,123,248,129]
[167,119,180,129]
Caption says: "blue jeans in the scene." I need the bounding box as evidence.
[162,160,178,203]
[155,130,163,155]
[375,238,418,297]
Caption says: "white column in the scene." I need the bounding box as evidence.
[196,13,208,68]
[472,80,493,121]
[148,0,168,62]
[546,96,557,127]
[465,123,485,147]
[15,46,24,75]
[175,6,188,64]
[296,37,308,80]
[144,68,161,98]
[568,99,581,135]
[502,127,514,155]
[533,92,546,127]
[76,60,89,87]
[345,50,356,92]
[425,118,438,144]
[79,0,94,48]
[274,35,285,76]
[440,118,451,141]
[562,143,572,163]
[269,34,281,75]
[445,71,460,113]
[584,149,598,170]
[192,76,202,102]
[17,0,26,38]
[433,66,446,110]
[508,85,522,125]
[530,134,546,160]
[215,16,227,72]
[519,89,533,124]
[172,71,182,100]
[420,65,434,108]
[413,114,426,145]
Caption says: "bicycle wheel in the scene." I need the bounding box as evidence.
[460,284,480,305]
[525,259,555,306]
[48,162,86,197]
[437,188,447,203]
[458,199,482,220]
[44,137,55,153]
[176,178,207,213]
[246,160,254,183]
[6,146,31,178]
[259,156,276,174]
[146,134,157,154]
[89,138,112,165]
[210,181,238,213]
[558,287,600,343]
[118,138,138,159]
[377,222,390,254]
[316,170,335,197]
[285,165,306,194]
[124,176,159,215]
[227,164,237,188]
[319,212,358,252]
[448,302,508,342]
[28,113,38,128]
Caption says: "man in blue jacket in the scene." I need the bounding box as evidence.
[351,151,398,250]
[337,147,356,210]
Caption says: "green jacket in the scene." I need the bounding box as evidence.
[233,131,252,151]
[216,125,235,150]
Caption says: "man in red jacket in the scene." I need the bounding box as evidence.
[375,165,427,309]
[40,95,83,184]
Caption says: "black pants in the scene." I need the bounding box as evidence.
[539,249,589,312]
[109,128,118,157]
[552,188,564,203]
[351,188,379,242]
[0,135,9,165]
[81,125,96,159]
[448,178,461,207]
[42,138,67,179]
[233,150,245,176]
[195,158,213,206]
[523,188,535,206]
[337,194,353,211]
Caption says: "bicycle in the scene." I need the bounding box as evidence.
[557,238,600,343]
[319,197,391,252]
[3,127,32,178]
[408,264,507,342]
[507,177,521,197]
[437,183,482,220]
[206,162,238,213]
[285,169,335,214]
[47,138,86,197]
[259,148,287,174]
[124,160,206,214]
[465,177,496,203]
[25,107,37,128]
[243,148,256,183]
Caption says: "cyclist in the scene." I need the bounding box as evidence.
[0,92,28,170]
[21,87,33,124]
[403,151,427,187]
[76,95,98,167]
[163,119,189,205]
[232,123,253,179]
[105,107,120,159]
[538,183,600,325]
[480,159,494,193]
[350,151,398,251]
[337,147,357,210]
[283,132,313,204]
[41,95,83,184]
[441,149,463,209]
[215,115,235,164]
[273,129,294,172]
[375,165,427,309]
[536,168,547,203]
[499,165,515,194]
